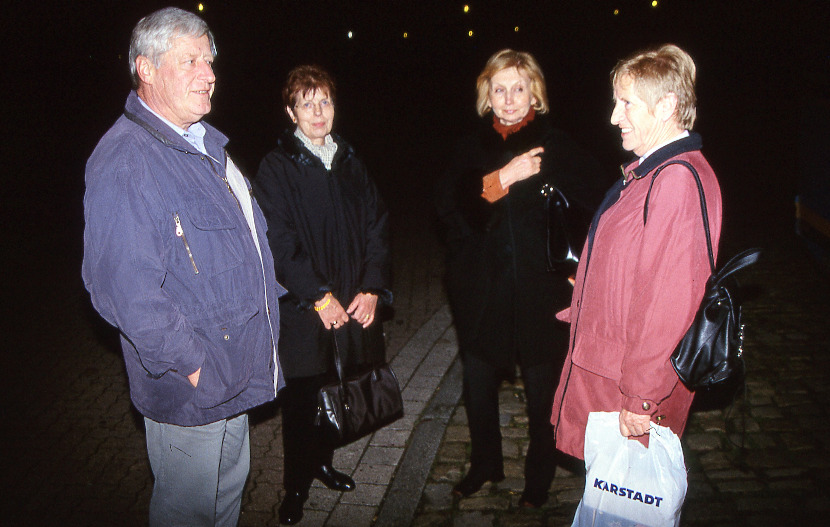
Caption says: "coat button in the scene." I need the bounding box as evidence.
[641,402,651,411]
[224,334,230,341]
[656,415,665,421]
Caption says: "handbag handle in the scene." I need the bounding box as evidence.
[330,329,347,393]
[329,326,383,392]
[644,159,761,284]
[710,249,761,287]
[644,160,716,274]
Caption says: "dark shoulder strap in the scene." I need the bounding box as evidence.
[644,160,715,275]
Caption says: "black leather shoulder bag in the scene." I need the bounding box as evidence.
[644,160,761,389]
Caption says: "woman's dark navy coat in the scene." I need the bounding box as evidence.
[253,131,391,379]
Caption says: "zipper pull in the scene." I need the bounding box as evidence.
[173,212,199,275]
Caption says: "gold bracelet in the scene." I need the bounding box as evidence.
[314,295,331,312]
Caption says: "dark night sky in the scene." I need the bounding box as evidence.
[3,0,828,315]
[8,0,827,176]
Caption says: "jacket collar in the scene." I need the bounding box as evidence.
[481,111,550,150]
[122,91,228,159]
[625,132,703,180]
[492,107,536,139]
[277,128,353,170]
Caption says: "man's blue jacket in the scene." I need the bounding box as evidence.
[83,92,285,426]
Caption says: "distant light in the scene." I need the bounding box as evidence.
[514,26,519,32]
[464,5,470,13]
[347,31,353,39]
[468,30,474,37]
[403,32,408,39]
[652,1,658,7]
[614,8,620,15]
[197,3,204,11]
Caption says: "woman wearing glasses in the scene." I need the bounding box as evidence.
[253,64,391,525]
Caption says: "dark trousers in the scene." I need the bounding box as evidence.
[279,372,334,496]
[461,352,558,498]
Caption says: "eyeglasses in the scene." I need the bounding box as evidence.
[294,99,333,113]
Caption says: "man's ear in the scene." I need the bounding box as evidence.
[135,55,155,86]
[657,92,679,122]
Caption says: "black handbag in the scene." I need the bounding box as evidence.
[643,160,761,389]
[542,184,589,274]
[315,329,404,446]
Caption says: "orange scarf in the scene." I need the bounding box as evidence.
[492,107,536,140]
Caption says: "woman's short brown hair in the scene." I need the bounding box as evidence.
[282,64,336,109]
[475,49,549,117]
[611,44,697,129]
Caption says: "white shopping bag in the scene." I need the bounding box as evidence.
[572,411,687,527]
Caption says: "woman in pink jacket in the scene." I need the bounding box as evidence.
[550,44,722,459]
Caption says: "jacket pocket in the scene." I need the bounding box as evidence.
[191,302,261,408]
[178,202,244,277]
[572,331,624,382]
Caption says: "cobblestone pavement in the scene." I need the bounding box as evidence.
[7,181,829,526]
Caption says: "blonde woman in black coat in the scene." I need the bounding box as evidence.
[254,65,391,525]
[436,49,603,508]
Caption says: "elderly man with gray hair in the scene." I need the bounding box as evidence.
[82,7,285,525]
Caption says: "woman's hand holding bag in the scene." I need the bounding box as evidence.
[314,292,350,329]
[572,412,687,527]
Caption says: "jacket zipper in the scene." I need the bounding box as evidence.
[210,159,243,214]
[173,212,199,274]
[209,158,254,238]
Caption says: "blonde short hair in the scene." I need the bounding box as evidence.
[475,49,549,117]
[611,44,697,129]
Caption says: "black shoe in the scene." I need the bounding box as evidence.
[315,464,356,492]
[519,489,548,508]
[278,491,306,525]
[451,468,506,497]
